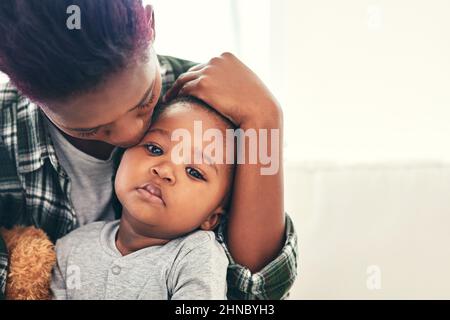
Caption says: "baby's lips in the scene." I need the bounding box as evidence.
[139,181,165,204]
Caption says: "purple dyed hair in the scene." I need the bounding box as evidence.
[0,0,153,102]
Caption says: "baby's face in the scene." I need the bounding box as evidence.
[115,102,233,239]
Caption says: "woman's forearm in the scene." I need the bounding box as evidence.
[227,104,286,273]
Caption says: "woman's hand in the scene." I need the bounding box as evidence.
[164,52,282,129]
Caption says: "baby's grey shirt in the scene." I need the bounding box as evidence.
[51,220,228,300]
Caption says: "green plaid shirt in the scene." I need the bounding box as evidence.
[0,55,298,300]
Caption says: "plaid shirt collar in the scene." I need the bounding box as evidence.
[15,100,63,175]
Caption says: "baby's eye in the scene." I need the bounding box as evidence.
[145,143,163,156]
[186,167,205,181]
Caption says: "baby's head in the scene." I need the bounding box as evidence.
[115,97,236,240]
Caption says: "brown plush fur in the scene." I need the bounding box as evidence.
[0,226,56,300]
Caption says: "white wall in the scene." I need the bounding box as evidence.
[285,161,450,299]
[283,0,450,163]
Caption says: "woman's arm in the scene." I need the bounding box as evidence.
[164,53,285,272]
[227,109,285,272]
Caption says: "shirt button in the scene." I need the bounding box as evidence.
[111,265,121,275]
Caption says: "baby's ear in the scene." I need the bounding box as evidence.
[200,207,225,231]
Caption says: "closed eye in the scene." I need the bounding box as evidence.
[78,128,100,137]
[138,93,157,110]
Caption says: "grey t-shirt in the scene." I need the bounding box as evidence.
[51,220,228,300]
[45,117,118,226]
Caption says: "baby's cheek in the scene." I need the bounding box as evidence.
[114,176,127,204]
[115,159,136,198]
[172,191,206,216]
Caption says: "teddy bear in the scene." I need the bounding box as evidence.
[0,226,56,300]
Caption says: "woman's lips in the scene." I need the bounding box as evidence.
[136,182,165,206]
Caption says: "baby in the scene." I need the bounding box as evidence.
[51,97,236,299]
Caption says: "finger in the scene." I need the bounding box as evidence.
[188,63,206,72]
[178,77,202,98]
[178,80,238,126]
[163,70,202,102]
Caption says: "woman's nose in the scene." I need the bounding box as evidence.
[107,117,147,147]
[151,164,175,184]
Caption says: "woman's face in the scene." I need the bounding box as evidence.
[115,103,234,239]
[40,49,162,148]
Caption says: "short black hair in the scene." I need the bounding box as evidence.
[152,96,236,130]
[0,0,152,102]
